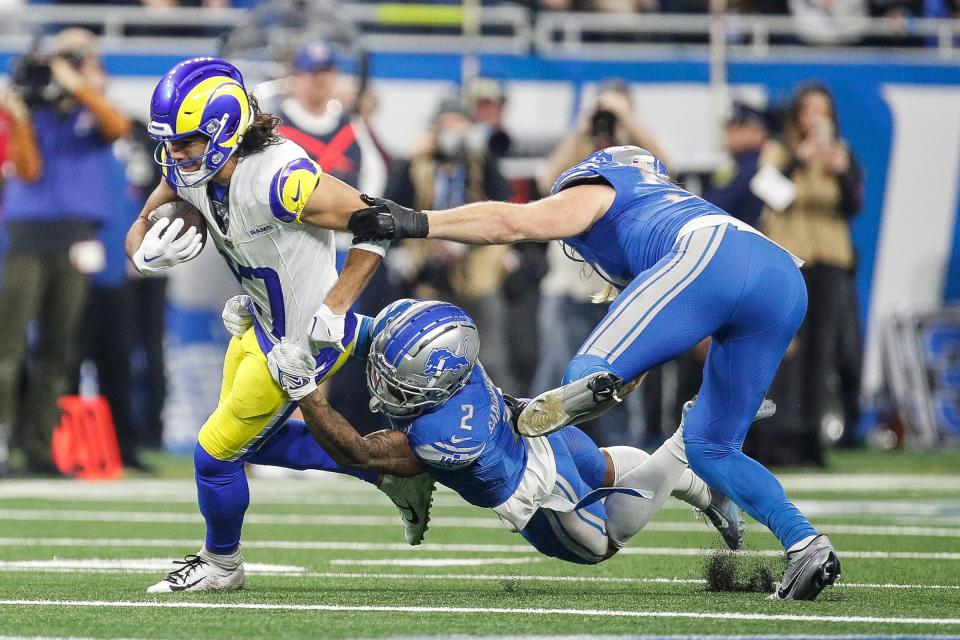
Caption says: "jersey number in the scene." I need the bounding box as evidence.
[221,251,286,338]
[459,404,474,431]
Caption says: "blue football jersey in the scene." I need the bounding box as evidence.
[551,146,727,285]
[397,363,527,509]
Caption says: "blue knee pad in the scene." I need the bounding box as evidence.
[194,443,248,555]
[562,354,612,385]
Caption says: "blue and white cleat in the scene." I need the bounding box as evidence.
[697,488,745,551]
[769,534,841,601]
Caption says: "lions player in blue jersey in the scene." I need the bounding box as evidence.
[346,146,840,600]
[266,299,749,566]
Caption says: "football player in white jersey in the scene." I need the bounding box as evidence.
[124,57,434,593]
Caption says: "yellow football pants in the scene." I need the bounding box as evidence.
[197,327,355,462]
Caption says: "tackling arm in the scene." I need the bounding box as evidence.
[297,390,426,477]
[349,184,615,245]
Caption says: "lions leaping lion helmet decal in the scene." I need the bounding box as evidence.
[366,299,480,419]
[147,57,253,188]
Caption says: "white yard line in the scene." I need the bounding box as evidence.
[2,508,959,539]
[0,537,958,560]
[0,474,957,501]
[328,558,541,567]
[2,599,960,626]
[0,559,304,573]
[0,564,956,592]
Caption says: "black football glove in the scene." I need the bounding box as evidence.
[502,393,530,435]
[348,194,429,241]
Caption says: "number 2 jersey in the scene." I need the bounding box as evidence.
[172,139,341,354]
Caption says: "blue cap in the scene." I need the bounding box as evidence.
[294,40,337,72]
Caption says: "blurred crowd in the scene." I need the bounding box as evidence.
[0,27,864,477]
[1,0,956,47]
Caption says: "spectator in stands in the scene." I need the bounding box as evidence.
[789,0,868,44]
[539,79,669,194]
[757,81,864,461]
[277,40,386,196]
[0,28,131,476]
[702,102,769,227]
[465,76,513,159]
[384,96,514,388]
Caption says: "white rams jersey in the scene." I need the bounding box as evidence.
[175,140,335,352]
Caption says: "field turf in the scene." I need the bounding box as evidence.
[1,448,959,639]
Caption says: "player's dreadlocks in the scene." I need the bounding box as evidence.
[237,94,282,157]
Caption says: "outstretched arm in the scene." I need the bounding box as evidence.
[297,391,425,477]
[349,183,615,245]
[267,341,425,477]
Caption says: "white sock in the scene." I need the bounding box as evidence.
[603,442,711,510]
[199,546,243,570]
[788,535,817,553]
[604,429,690,548]
[672,470,712,510]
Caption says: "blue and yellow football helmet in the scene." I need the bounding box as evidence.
[147,57,252,188]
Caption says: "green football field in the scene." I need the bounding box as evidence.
[2,449,959,639]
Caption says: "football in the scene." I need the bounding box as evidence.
[148,200,208,249]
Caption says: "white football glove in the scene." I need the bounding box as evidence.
[309,303,347,353]
[266,339,319,401]
[132,217,203,276]
[221,294,253,338]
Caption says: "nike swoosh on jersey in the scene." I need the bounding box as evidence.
[449,435,471,444]
[291,182,302,203]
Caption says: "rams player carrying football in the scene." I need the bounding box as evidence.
[124,57,434,593]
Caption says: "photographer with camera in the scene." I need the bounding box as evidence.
[537,79,670,196]
[383,96,515,389]
[0,28,131,476]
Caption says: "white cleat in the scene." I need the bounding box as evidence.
[379,473,435,545]
[517,372,624,437]
[146,550,245,593]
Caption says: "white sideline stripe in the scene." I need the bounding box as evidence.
[0,559,305,573]
[1,564,956,592]
[3,508,960,539]
[329,558,541,567]
[0,474,956,499]
[0,509,960,538]
[2,537,960,561]
[3,599,960,626]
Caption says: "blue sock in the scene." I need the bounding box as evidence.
[686,441,817,549]
[246,419,378,484]
[194,444,248,555]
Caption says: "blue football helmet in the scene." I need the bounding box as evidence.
[147,57,252,188]
[367,300,480,419]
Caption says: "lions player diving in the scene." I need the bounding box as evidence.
[264,299,748,565]
[347,145,840,600]
[124,57,434,593]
